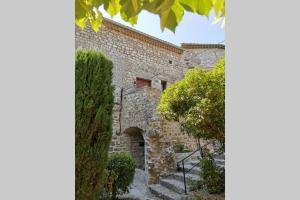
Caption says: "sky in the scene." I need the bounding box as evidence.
[99,7,225,47]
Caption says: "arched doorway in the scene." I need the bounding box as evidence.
[124,127,145,170]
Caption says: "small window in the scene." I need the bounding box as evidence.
[161,80,167,91]
[136,77,151,89]
[169,60,173,64]
[139,142,145,147]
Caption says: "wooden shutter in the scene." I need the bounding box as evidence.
[136,78,151,89]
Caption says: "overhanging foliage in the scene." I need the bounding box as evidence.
[76,0,225,32]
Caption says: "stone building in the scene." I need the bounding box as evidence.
[75,18,225,184]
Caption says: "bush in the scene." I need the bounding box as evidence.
[174,141,192,153]
[188,179,202,191]
[189,192,225,200]
[105,153,136,199]
[200,157,225,194]
[75,50,114,199]
[174,141,185,153]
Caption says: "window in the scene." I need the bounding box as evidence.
[136,77,151,89]
[161,80,167,91]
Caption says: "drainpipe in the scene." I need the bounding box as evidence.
[118,88,123,135]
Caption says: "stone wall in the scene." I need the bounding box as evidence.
[75,23,184,91]
[75,19,225,183]
[181,47,225,70]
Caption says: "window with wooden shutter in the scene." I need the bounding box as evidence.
[136,78,151,89]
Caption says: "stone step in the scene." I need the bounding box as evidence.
[169,172,201,183]
[160,178,186,194]
[145,196,162,200]
[178,163,201,175]
[175,153,201,163]
[188,160,200,165]
[188,159,225,167]
[214,158,225,165]
[149,184,187,200]
[213,154,225,160]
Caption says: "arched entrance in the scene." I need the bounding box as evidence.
[124,127,145,170]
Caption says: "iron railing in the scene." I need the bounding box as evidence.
[176,148,201,194]
[176,141,212,194]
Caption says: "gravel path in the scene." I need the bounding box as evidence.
[119,168,153,200]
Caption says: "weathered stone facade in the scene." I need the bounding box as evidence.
[75,18,225,184]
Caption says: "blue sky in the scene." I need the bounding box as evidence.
[99,8,225,46]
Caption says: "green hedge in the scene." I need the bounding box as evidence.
[75,49,114,199]
[105,153,136,199]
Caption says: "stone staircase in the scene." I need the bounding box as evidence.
[148,153,225,200]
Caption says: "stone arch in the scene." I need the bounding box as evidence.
[123,127,145,170]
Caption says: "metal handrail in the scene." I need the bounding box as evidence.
[176,141,211,165]
[177,148,201,164]
[185,160,200,174]
[176,148,201,195]
[176,142,212,195]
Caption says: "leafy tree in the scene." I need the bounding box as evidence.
[76,0,225,32]
[76,50,114,199]
[157,58,225,150]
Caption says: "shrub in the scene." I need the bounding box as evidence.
[75,50,114,199]
[190,192,225,200]
[188,179,202,191]
[174,141,192,153]
[174,141,185,153]
[105,153,136,199]
[200,157,225,194]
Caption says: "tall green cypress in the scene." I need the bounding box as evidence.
[75,50,114,199]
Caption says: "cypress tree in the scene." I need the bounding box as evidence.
[75,49,114,199]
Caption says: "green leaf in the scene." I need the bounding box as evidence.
[120,0,141,18]
[179,0,212,16]
[75,0,225,32]
[143,0,175,14]
[159,1,184,33]
[213,0,225,17]
[179,0,197,12]
[119,0,141,25]
[89,9,103,32]
[120,11,138,26]
[196,0,213,16]
[221,4,225,17]
[104,0,121,17]
[76,0,89,19]
[143,0,183,32]
[154,0,175,13]
[93,0,104,7]
[160,9,176,32]
[76,17,87,29]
